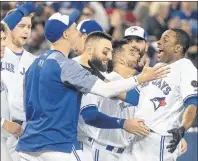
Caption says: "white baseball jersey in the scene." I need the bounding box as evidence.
[1,70,11,138]
[95,71,136,148]
[1,47,36,121]
[135,58,197,136]
[78,93,101,140]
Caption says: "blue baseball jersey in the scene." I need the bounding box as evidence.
[16,50,97,153]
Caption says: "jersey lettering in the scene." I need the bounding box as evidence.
[1,62,14,73]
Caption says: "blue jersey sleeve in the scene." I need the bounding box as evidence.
[60,58,98,93]
[47,52,98,93]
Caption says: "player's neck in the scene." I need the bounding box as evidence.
[114,65,137,79]
[80,52,90,68]
[167,54,184,64]
[51,42,70,57]
[6,41,23,53]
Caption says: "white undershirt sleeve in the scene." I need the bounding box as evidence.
[90,76,139,98]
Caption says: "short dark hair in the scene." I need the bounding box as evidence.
[170,28,191,54]
[85,31,112,44]
[112,39,128,54]
[112,39,129,66]
[0,23,6,32]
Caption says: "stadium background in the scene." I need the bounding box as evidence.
[1,1,197,161]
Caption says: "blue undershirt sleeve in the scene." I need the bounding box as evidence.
[124,88,140,106]
[3,10,24,30]
[183,96,198,108]
[80,106,125,129]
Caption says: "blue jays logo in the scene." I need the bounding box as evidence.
[150,97,167,111]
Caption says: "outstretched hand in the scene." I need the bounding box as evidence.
[137,59,170,84]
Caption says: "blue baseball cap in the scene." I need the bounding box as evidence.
[76,19,103,35]
[44,9,79,43]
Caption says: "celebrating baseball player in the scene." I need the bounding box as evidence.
[1,22,21,161]
[1,2,42,160]
[119,28,197,161]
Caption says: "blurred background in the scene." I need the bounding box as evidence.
[1,2,198,161]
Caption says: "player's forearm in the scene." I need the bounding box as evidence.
[2,10,24,30]
[118,89,140,105]
[181,105,197,130]
[81,106,125,129]
[90,76,139,98]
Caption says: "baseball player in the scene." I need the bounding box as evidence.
[1,16,32,161]
[1,2,43,160]
[74,33,150,161]
[68,19,103,58]
[119,29,197,161]
[1,22,15,161]
[91,28,150,161]
[16,10,169,161]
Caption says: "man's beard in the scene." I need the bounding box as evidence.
[90,57,108,72]
[132,48,145,72]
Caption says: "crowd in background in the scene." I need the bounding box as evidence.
[1,1,197,67]
[1,1,198,126]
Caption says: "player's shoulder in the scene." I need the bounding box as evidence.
[177,58,196,70]
[23,49,36,60]
[23,49,35,57]
[72,55,81,63]
[45,50,82,70]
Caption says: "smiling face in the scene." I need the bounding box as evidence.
[157,30,177,63]
[126,36,148,59]
[90,38,112,72]
[122,44,141,68]
[10,16,32,47]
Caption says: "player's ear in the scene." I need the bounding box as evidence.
[145,42,149,53]
[62,30,69,40]
[119,57,125,65]
[86,43,94,57]
[174,44,182,53]
[83,34,87,40]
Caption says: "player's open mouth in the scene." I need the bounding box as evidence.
[158,49,164,55]
[22,37,28,40]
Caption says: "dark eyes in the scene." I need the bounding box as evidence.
[103,51,108,56]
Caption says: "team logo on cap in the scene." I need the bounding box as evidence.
[150,97,167,111]
[130,27,138,33]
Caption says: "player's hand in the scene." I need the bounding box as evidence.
[166,126,185,153]
[180,138,187,155]
[17,2,43,16]
[88,60,106,81]
[136,59,170,84]
[123,118,150,136]
[3,120,23,137]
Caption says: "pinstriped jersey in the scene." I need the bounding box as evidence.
[95,72,137,148]
[135,58,197,136]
